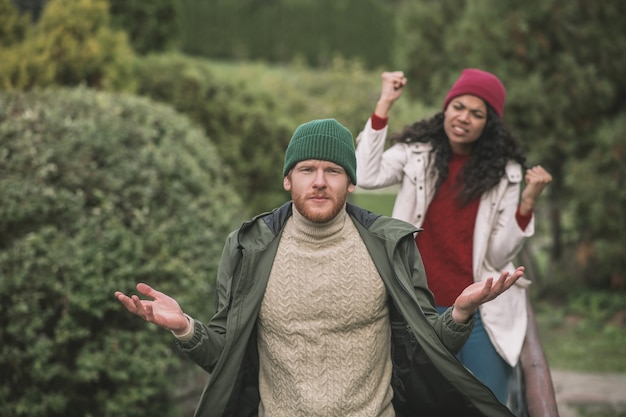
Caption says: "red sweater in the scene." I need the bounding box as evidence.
[415,153,478,306]
[371,113,531,306]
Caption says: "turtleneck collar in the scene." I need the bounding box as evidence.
[289,204,349,244]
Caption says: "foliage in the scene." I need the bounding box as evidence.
[0,0,137,92]
[534,291,626,373]
[0,0,30,46]
[7,0,46,21]
[566,291,626,324]
[0,87,245,417]
[178,0,396,69]
[577,408,624,417]
[565,114,626,288]
[134,53,295,215]
[108,0,180,54]
[210,56,433,137]
[391,0,467,103]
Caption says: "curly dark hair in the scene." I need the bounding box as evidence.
[390,106,526,206]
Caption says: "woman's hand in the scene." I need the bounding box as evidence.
[519,165,553,215]
[374,71,407,118]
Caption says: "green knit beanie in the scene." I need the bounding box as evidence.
[283,118,357,185]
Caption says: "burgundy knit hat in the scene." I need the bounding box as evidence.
[442,68,506,118]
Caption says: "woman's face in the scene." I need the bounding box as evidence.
[443,94,487,154]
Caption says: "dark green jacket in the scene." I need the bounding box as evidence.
[177,202,514,417]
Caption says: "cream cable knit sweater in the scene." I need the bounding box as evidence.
[257,206,395,417]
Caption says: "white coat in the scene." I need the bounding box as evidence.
[355,118,533,366]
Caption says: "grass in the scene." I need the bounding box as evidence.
[349,189,395,217]
[533,294,626,373]
[577,407,626,417]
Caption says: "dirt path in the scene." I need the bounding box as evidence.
[551,369,626,417]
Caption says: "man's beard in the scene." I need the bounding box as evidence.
[291,192,347,223]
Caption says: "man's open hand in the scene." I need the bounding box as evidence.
[115,283,189,334]
[452,266,526,323]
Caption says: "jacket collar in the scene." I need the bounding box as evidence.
[257,201,382,237]
[238,201,417,252]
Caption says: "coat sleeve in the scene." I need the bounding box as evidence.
[355,118,407,189]
[405,237,473,354]
[174,231,239,373]
[482,170,534,271]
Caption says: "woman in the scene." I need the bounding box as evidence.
[354,68,552,405]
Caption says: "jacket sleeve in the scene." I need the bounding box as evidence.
[434,307,474,355]
[483,170,534,271]
[405,237,473,354]
[355,118,407,189]
[174,231,239,373]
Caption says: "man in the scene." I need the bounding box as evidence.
[115,118,523,417]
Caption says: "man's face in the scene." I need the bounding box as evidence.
[284,159,355,223]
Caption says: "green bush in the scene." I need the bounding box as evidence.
[0,0,137,92]
[7,0,46,21]
[108,0,181,54]
[0,0,30,47]
[565,113,626,288]
[0,87,245,417]
[135,53,296,215]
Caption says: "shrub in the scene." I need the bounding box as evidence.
[108,0,181,54]
[135,53,295,215]
[0,0,30,47]
[0,0,137,92]
[565,114,626,289]
[0,87,245,417]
